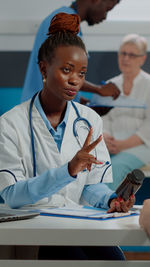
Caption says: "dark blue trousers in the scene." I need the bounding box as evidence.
[38,246,125,260]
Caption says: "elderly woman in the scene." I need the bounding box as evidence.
[102,34,150,190]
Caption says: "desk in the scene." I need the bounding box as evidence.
[0,214,150,266]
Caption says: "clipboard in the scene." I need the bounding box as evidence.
[88,95,147,109]
[39,206,140,221]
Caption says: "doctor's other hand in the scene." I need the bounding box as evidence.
[139,199,150,238]
[99,82,120,100]
[68,127,102,177]
[107,195,135,213]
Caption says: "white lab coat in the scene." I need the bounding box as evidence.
[0,100,112,207]
[103,70,150,164]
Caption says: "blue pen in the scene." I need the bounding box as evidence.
[100,80,106,85]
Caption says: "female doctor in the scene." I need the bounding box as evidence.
[0,13,134,260]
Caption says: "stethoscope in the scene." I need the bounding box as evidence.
[0,94,111,183]
[29,94,111,182]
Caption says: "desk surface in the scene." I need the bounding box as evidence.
[0,214,149,246]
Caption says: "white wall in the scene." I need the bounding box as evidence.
[0,0,150,51]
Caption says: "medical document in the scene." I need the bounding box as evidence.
[39,206,140,220]
[88,94,146,109]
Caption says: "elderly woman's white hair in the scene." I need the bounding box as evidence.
[120,34,147,55]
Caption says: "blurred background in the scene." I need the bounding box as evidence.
[0,0,150,114]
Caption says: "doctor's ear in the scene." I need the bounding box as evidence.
[39,61,48,78]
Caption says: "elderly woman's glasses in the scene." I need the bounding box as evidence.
[119,51,144,59]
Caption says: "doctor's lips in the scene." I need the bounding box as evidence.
[65,88,78,97]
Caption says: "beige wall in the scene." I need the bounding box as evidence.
[0,0,150,51]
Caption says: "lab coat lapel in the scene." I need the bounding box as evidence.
[31,105,62,172]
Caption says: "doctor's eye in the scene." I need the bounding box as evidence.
[62,67,70,73]
[79,71,87,78]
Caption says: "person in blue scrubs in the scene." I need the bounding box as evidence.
[21,0,121,104]
[0,12,134,260]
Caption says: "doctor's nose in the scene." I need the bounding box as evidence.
[68,73,81,86]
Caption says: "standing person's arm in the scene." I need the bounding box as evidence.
[81,80,120,99]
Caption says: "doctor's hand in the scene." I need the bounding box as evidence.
[68,127,102,177]
[107,195,135,213]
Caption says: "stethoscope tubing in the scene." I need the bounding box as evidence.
[71,101,92,137]
[0,96,111,183]
[29,93,37,177]
[29,98,93,177]
[0,169,17,182]
[29,96,111,182]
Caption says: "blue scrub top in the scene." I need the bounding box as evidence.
[21,6,82,103]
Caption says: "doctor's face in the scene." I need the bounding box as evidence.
[41,45,88,102]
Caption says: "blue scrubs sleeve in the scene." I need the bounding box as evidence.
[0,164,75,209]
